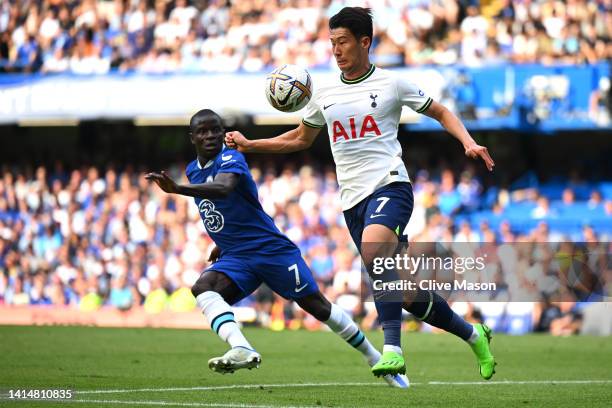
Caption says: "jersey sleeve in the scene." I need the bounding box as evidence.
[301,99,325,129]
[216,150,249,177]
[396,76,433,114]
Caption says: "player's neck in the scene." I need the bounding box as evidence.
[196,146,222,166]
[342,61,372,81]
[197,153,213,167]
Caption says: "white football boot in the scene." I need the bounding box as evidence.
[208,347,261,374]
[382,373,410,388]
[367,355,410,388]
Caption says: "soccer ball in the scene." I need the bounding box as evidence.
[264,64,313,112]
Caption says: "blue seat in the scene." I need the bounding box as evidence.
[600,182,612,200]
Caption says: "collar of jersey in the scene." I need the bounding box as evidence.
[197,146,226,170]
[340,64,375,85]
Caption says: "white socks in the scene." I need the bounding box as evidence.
[467,326,480,345]
[326,303,381,366]
[383,344,403,355]
[196,291,253,350]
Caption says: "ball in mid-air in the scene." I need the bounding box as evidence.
[265,64,313,112]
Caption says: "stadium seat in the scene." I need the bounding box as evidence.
[600,182,612,200]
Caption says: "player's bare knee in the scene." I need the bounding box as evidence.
[360,246,388,269]
[361,225,398,266]
[191,278,213,298]
[191,271,225,297]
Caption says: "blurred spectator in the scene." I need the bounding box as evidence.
[561,188,575,206]
[457,170,481,211]
[109,273,135,311]
[549,302,584,336]
[438,169,461,216]
[587,190,603,209]
[454,220,480,242]
[532,196,554,219]
[533,296,562,332]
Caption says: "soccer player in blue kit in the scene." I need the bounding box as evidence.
[145,109,409,387]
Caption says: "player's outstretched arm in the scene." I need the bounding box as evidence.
[145,171,239,199]
[423,101,495,171]
[225,122,320,154]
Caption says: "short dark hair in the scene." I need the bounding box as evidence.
[190,109,223,129]
[329,7,373,44]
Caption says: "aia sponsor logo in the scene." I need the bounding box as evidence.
[332,115,381,143]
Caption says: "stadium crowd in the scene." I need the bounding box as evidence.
[0,161,610,334]
[0,0,610,74]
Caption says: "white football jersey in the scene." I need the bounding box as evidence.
[302,65,432,210]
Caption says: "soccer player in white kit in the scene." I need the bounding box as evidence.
[226,7,496,382]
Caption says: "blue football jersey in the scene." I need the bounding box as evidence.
[185,148,297,255]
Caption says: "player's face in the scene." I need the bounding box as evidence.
[330,28,369,73]
[190,116,224,157]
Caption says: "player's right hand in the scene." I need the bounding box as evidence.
[465,143,495,172]
[225,131,250,152]
[145,171,180,194]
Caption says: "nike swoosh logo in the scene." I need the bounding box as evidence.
[370,214,386,219]
[323,103,336,110]
[221,154,232,161]
[294,283,309,293]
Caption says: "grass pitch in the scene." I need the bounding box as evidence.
[1,325,611,407]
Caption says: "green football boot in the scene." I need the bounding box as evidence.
[371,351,406,377]
[470,323,496,380]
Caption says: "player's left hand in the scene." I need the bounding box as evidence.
[465,143,495,171]
[145,171,180,194]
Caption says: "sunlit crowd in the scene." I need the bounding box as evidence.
[1,0,610,74]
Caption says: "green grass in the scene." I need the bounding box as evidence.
[1,325,611,407]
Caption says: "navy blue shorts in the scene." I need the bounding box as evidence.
[343,182,414,250]
[205,250,319,302]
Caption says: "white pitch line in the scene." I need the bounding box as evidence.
[428,380,612,386]
[36,399,319,408]
[76,379,612,395]
[76,382,381,395]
